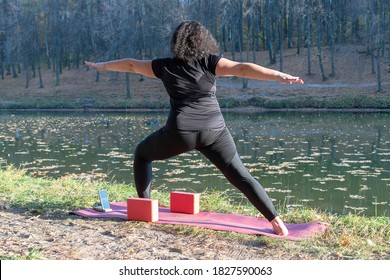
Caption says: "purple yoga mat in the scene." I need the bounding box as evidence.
[72,202,328,241]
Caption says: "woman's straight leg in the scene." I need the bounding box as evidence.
[197,128,278,221]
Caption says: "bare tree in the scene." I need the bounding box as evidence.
[315,3,327,81]
[326,0,336,77]
[0,0,5,80]
[1,0,389,98]
[306,0,313,76]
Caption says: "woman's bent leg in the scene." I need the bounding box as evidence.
[133,154,153,198]
[133,127,197,198]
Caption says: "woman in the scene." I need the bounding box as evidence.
[85,21,303,236]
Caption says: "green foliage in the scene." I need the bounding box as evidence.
[0,248,45,260]
[0,166,134,211]
[233,94,390,110]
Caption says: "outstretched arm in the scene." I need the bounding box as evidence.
[215,58,304,85]
[84,59,156,78]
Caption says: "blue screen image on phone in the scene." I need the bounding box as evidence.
[99,190,111,210]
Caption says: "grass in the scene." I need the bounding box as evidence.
[2,93,390,110]
[218,94,390,110]
[0,249,44,260]
[0,96,171,110]
[0,166,389,260]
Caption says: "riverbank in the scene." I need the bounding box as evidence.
[2,78,390,110]
[0,167,388,260]
[1,47,390,110]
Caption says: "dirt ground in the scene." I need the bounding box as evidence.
[0,207,315,260]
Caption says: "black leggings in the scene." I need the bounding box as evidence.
[133,126,278,221]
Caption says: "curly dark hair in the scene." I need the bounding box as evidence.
[171,21,219,62]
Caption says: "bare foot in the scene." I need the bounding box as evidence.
[271,216,289,236]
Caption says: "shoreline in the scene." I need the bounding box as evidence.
[1,107,390,113]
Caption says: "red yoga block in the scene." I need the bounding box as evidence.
[127,198,159,222]
[170,191,201,214]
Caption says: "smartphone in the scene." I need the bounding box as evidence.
[93,190,112,212]
[99,190,111,209]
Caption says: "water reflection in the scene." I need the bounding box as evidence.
[0,111,389,217]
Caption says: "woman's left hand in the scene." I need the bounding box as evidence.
[85,61,105,71]
[278,74,304,85]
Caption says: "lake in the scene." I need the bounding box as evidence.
[0,111,389,217]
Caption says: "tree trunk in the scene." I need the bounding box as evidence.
[137,0,145,83]
[45,15,51,70]
[306,0,312,75]
[54,2,61,86]
[369,0,376,75]
[379,0,385,57]
[376,48,382,92]
[11,64,17,78]
[279,1,284,72]
[316,14,327,81]
[272,20,277,65]
[243,42,248,89]
[222,26,228,52]
[31,60,36,78]
[288,0,294,48]
[252,11,257,63]
[336,0,343,44]
[231,27,236,61]
[55,58,60,86]
[237,28,247,89]
[388,14,390,73]
[265,0,273,64]
[297,16,301,54]
[371,49,376,74]
[38,62,44,88]
[25,63,29,89]
[329,3,336,77]
[126,73,131,99]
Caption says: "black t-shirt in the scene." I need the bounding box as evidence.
[152,55,225,132]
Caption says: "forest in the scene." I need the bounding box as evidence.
[0,0,389,94]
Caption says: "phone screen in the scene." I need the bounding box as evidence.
[99,190,111,210]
